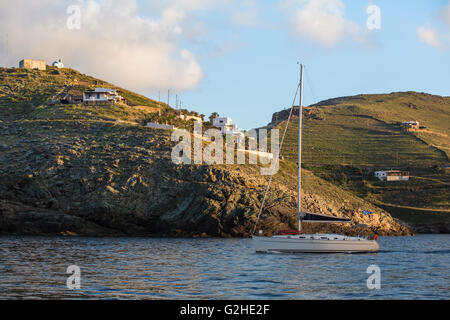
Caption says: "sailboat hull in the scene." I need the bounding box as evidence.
[252,234,379,253]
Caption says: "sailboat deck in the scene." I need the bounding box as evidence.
[272,234,366,241]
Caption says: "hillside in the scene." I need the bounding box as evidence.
[0,119,411,237]
[315,92,450,160]
[0,66,168,121]
[268,92,450,232]
[0,66,205,129]
[270,92,449,166]
[0,67,411,236]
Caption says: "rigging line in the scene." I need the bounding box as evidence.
[251,83,301,236]
[304,66,318,105]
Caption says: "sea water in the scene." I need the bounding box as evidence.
[0,234,448,299]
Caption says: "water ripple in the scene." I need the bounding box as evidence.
[0,234,448,299]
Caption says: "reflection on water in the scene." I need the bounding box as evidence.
[0,234,448,299]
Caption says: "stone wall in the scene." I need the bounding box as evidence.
[19,59,47,71]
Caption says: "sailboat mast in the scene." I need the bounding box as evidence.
[298,63,304,233]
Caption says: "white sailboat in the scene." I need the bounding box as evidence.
[252,63,379,253]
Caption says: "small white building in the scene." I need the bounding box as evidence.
[212,116,244,143]
[402,121,420,131]
[402,121,419,126]
[83,88,123,104]
[213,117,238,134]
[52,59,64,69]
[375,170,410,181]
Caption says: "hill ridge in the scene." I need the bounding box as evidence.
[269,91,450,167]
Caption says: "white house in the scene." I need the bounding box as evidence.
[52,59,64,68]
[401,121,420,131]
[375,170,410,181]
[83,88,123,104]
[402,121,419,126]
[212,116,245,143]
[212,117,235,134]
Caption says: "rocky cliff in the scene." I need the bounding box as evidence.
[0,118,412,237]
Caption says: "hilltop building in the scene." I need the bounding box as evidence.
[19,59,46,70]
[52,59,64,69]
[83,88,123,105]
[402,121,420,131]
[213,117,238,134]
[374,170,410,181]
[48,93,83,105]
[212,116,244,143]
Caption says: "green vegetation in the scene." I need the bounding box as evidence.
[273,103,448,167]
[268,92,449,229]
[0,67,204,129]
[313,92,449,159]
[0,66,164,121]
[304,165,450,225]
[28,103,159,123]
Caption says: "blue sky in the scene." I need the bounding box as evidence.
[2,0,449,129]
[173,0,450,129]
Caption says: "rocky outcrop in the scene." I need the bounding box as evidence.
[270,107,322,125]
[0,119,413,237]
[0,200,119,236]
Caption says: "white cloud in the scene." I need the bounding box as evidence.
[417,2,450,50]
[441,3,450,27]
[282,0,366,48]
[417,26,443,49]
[231,0,260,28]
[0,0,219,93]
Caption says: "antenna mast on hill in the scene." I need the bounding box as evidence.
[168,89,170,106]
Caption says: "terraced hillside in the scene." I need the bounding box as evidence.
[307,164,450,233]
[315,92,450,159]
[268,92,450,232]
[270,94,449,166]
